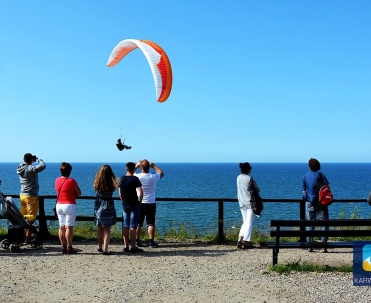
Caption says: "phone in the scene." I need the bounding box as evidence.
[32,155,37,162]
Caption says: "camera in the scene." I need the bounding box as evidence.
[32,155,38,162]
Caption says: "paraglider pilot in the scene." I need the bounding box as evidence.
[116,138,131,151]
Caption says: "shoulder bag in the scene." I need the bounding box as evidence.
[250,177,264,216]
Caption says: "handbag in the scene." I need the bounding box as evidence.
[250,177,264,216]
[53,178,68,220]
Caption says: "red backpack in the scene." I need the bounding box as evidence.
[316,173,334,206]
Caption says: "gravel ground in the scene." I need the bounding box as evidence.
[0,240,370,303]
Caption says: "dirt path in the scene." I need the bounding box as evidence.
[0,240,368,303]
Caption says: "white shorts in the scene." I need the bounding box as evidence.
[56,203,77,227]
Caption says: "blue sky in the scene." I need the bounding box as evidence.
[1,1,370,163]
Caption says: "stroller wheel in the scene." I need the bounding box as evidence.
[32,239,43,249]
[1,239,10,249]
[9,243,20,253]
[34,243,42,249]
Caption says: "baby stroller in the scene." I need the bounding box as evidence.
[0,187,43,253]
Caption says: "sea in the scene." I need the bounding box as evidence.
[1,162,370,235]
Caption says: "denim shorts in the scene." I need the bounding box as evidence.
[122,203,140,229]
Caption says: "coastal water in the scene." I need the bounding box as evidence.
[1,162,371,234]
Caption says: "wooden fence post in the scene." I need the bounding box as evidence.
[299,198,306,242]
[38,197,50,239]
[218,200,225,243]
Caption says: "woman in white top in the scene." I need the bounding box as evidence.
[236,162,260,249]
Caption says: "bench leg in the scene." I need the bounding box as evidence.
[273,248,278,265]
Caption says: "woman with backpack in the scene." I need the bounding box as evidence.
[302,158,330,252]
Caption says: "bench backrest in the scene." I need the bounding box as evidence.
[270,219,371,238]
[271,219,371,227]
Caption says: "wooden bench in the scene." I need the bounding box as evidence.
[268,219,371,265]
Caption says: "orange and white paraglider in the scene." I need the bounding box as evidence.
[107,39,172,102]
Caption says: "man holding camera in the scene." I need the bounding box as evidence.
[16,153,46,239]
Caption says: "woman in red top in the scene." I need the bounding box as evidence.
[55,162,81,254]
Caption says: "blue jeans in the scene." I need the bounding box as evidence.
[122,204,140,229]
[305,201,329,243]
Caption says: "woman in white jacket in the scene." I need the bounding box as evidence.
[236,162,260,249]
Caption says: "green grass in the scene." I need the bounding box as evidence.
[16,221,221,243]
[46,222,124,242]
[0,221,271,245]
[269,262,353,274]
[0,204,368,244]
[223,227,270,245]
[160,220,202,240]
[338,204,361,220]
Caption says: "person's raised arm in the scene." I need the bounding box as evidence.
[135,161,141,171]
[33,158,46,172]
[150,162,164,178]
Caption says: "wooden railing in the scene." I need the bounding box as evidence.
[4,195,368,243]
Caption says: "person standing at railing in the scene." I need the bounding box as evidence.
[236,162,259,249]
[302,158,330,253]
[93,165,118,255]
[16,153,46,241]
[0,179,3,200]
[0,179,4,212]
[55,162,81,254]
[134,160,164,248]
[118,162,143,253]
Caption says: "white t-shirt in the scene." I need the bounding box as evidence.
[134,172,161,204]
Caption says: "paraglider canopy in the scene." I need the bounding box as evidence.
[107,39,172,102]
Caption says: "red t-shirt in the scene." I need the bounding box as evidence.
[55,177,79,204]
